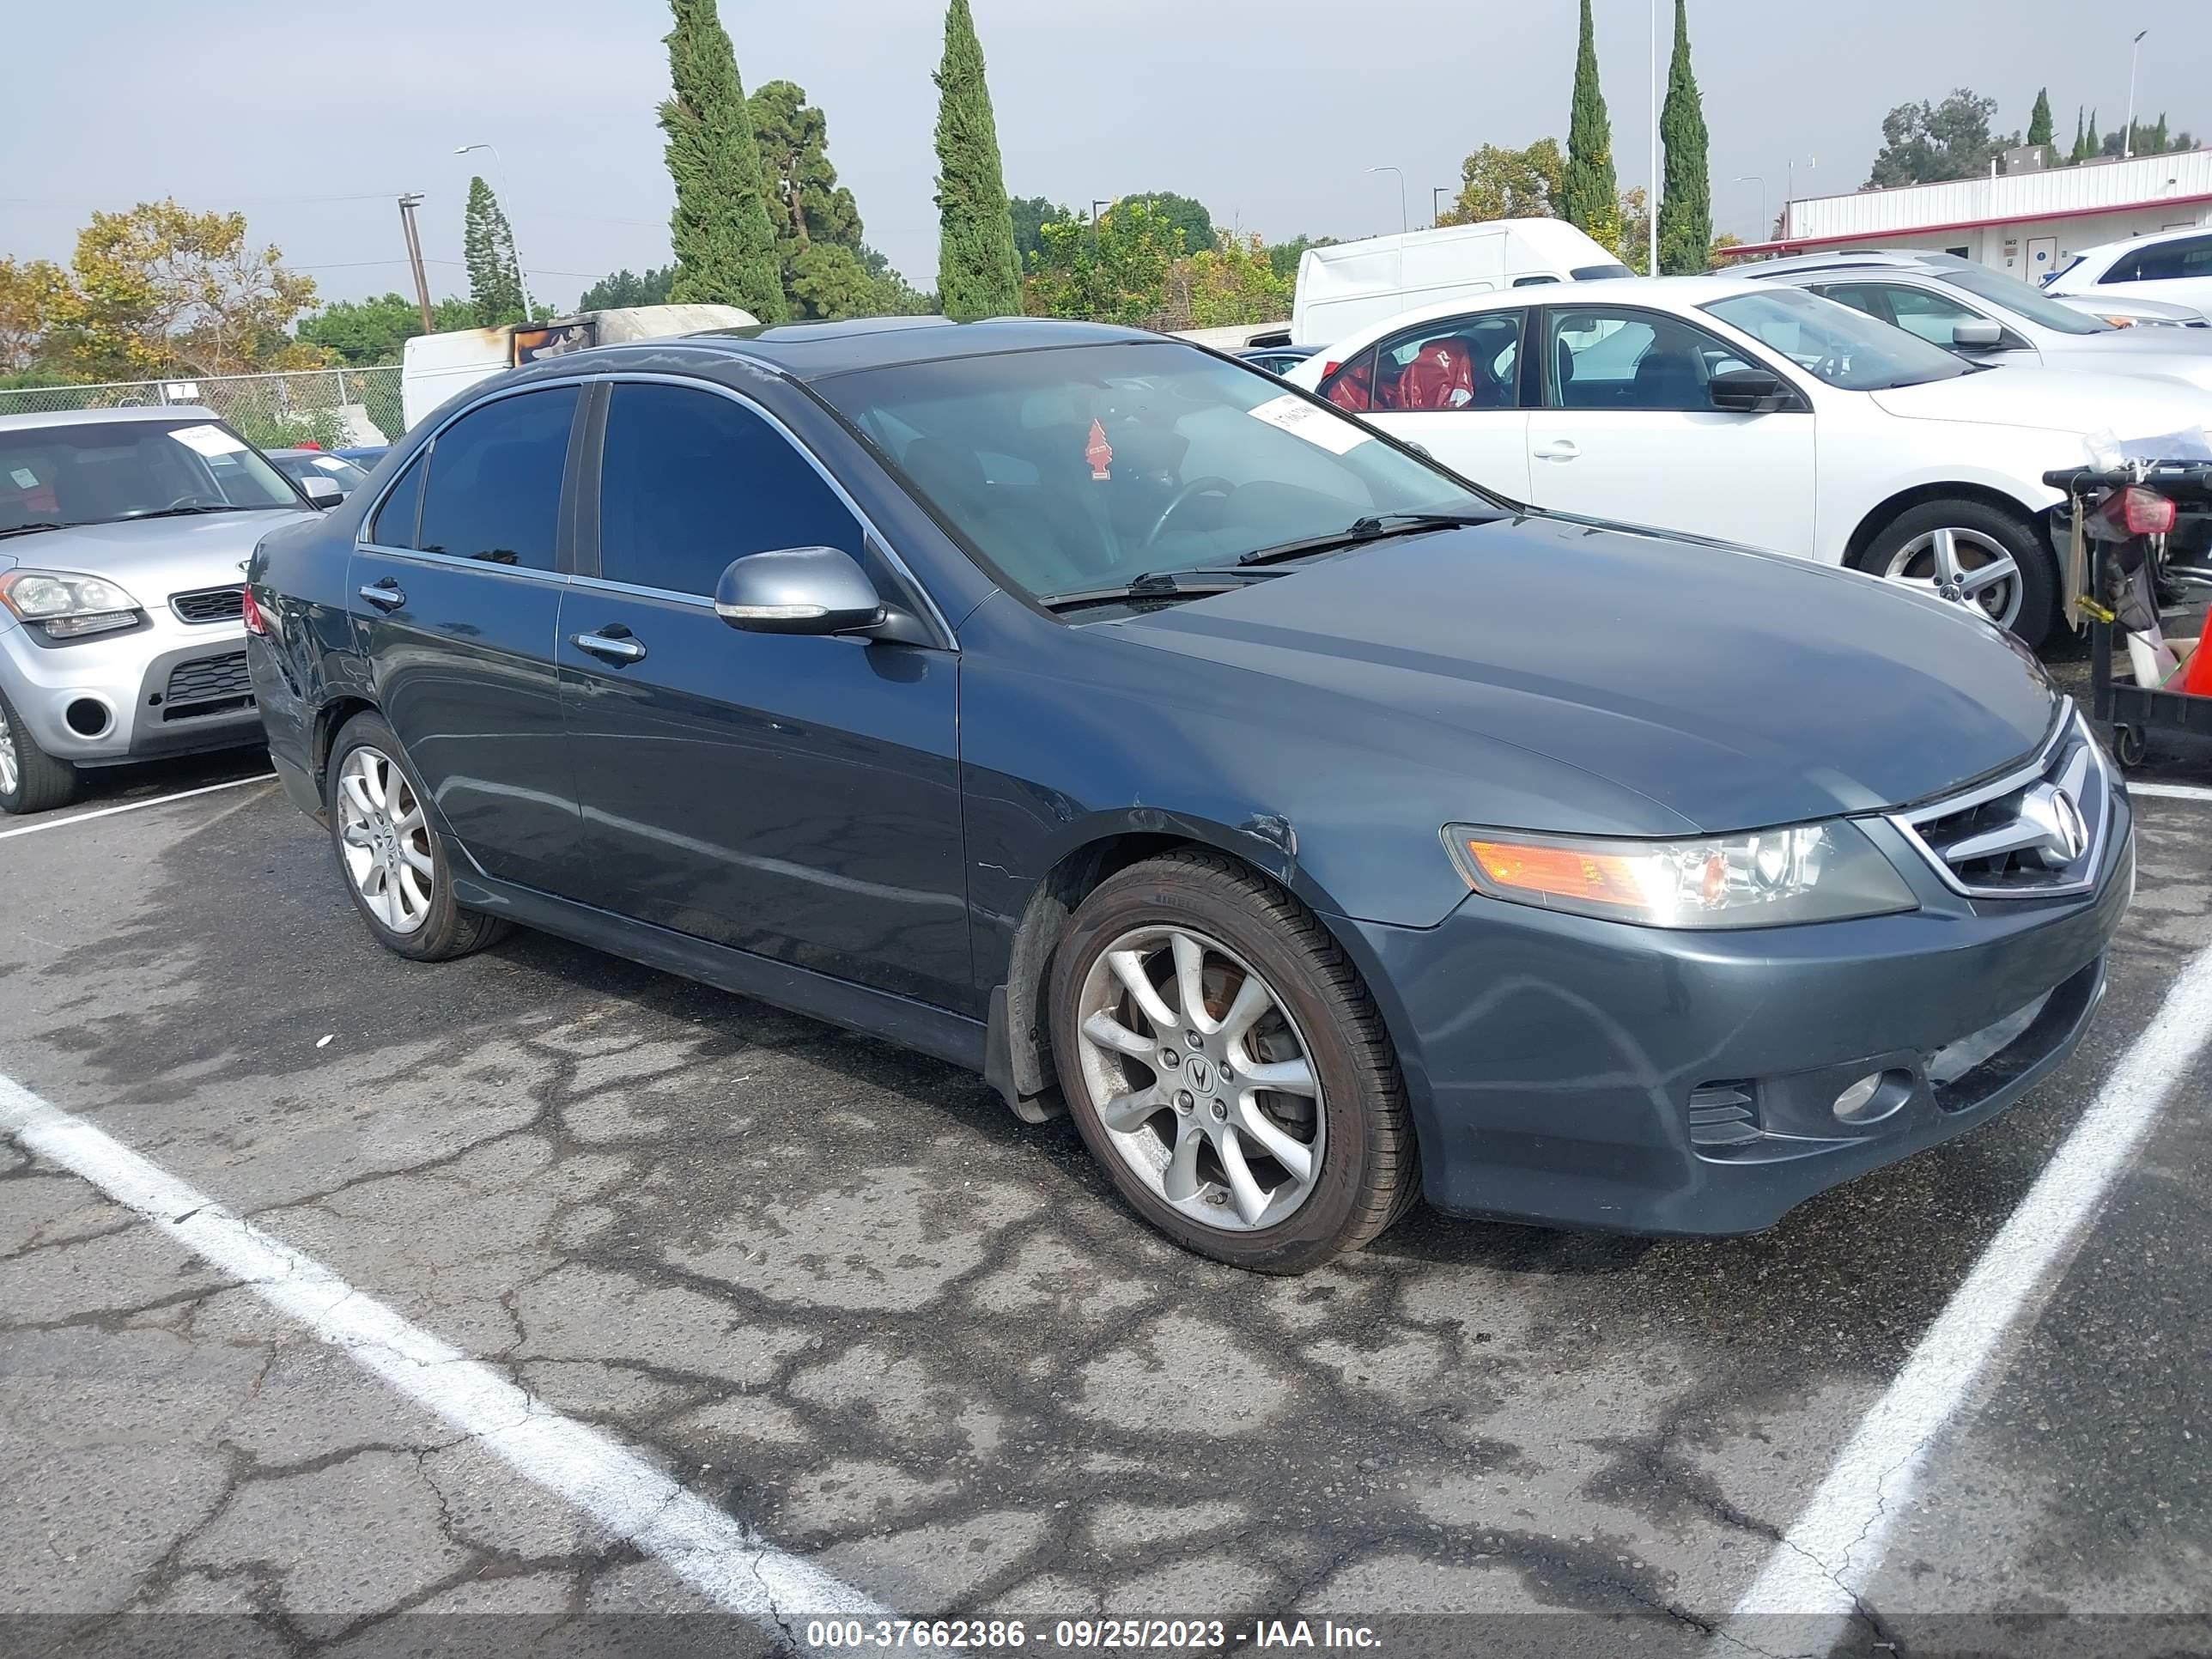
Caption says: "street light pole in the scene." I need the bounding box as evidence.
[396,193,434,335]
[1784,155,1814,239]
[1432,185,1451,227]
[1733,174,1766,240]
[2124,29,2149,160]
[454,143,535,319]
[1365,167,1407,234]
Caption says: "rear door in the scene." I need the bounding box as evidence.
[1318,310,1532,499]
[347,383,584,890]
[556,379,971,1013]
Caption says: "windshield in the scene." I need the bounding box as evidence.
[0,418,300,533]
[1702,288,1976,390]
[1929,261,2108,334]
[272,451,370,494]
[816,340,1497,601]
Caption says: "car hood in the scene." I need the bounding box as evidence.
[1869,365,2208,435]
[2042,333,2212,389]
[1112,515,2060,837]
[0,508,314,599]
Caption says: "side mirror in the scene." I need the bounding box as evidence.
[1709,368,1788,412]
[1950,319,2004,349]
[301,475,343,507]
[714,545,887,636]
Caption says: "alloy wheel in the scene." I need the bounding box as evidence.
[0,701,17,798]
[1073,924,1326,1232]
[1881,526,2023,629]
[336,745,434,935]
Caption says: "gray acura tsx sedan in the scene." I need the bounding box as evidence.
[242,318,2132,1272]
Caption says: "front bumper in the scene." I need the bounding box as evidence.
[1338,793,2134,1237]
[0,610,264,766]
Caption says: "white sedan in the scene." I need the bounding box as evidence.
[1282,277,2207,647]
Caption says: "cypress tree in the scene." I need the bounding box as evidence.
[2070,106,2088,163]
[1561,0,1621,255]
[2027,88,2054,149]
[933,0,1023,319]
[2085,108,2100,162]
[462,177,525,326]
[658,0,785,321]
[1656,0,1710,274]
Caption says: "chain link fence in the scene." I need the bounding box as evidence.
[0,365,404,449]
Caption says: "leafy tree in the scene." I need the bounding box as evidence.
[1010,195,1066,268]
[1120,192,1213,254]
[933,0,1023,319]
[859,245,936,315]
[0,258,70,374]
[750,78,871,318]
[578,266,676,310]
[1181,232,1292,329]
[1866,89,2007,186]
[2027,88,2054,148]
[659,0,786,321]
[1562,0,1621,255]
[1656,0,1710,274]
[1440,139,1562,224]
[1709,231,1743,263]
[297,292,478,365]
[463,176,526,327]
[2101,114,2191,158]
[1618,186,1651,275]
[1022,200,1182,326]
[1264,234,1335,283]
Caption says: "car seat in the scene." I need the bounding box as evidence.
[1630,344,1706,410]
[1395,339,1480,410]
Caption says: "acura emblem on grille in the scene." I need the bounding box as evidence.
[1890,717,2105,899]
[2018,781,2088,866]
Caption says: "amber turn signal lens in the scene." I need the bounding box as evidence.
[1462,839,1650,912]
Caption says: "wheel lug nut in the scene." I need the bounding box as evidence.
[1176,1091,1195,1114]
[1209,1099,1228,1121]
[1160,1050,1180,1069]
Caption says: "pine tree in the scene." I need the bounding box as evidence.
[933,0,1022,319]
[2027,88,2054,149]
[1656,0,1710,274]
[462,177,525,327]
[658,0,785,321]
[1561,0,1621,254]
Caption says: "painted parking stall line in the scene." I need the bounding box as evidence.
[1723,942,2212,1655]
[0,1073,884,1644]
[0,773,274,842]
[2125,780,2212,804]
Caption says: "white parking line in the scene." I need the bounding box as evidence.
[0,774,274,842]
[2127,781,2212,804]
[0,1073,883,1642]
[1723,943,2212,1654]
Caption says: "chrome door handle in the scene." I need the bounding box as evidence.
[1533,441,1581,462]
[357,580,405,611]
[572,630,647,665]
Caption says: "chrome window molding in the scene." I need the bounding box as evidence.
[1884,706,2112,900]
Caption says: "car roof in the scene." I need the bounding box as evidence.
[1724,249,1968,278]
[0,404,218,434]
[584,314,1157,382]
[1322,276,1753,352]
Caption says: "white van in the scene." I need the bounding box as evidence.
[399,303,757,430]
[1291,220,1628,346]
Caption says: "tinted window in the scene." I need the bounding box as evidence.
[598,384,862,595]
[368,452,425,544]
[2129,234,2212,283]
[1546,308,1732,410]
[1322,345,1381,412]
[414,386,577,568]
[1368,313,1522,410]
[1820,281,1981,345]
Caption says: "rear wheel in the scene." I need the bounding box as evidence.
[0,684,79,816]
[1048,850,1418,1273]
[1856,498,2056,650]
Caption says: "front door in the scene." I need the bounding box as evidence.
[348,384,582,889]
[557,380,971,1013]
[1520,302,1816,556]
[1319,310,1532,500]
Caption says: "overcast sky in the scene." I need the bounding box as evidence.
[7,0,2209,316]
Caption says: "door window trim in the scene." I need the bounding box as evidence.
[1363,308,1532,414]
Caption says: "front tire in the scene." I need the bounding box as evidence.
[1856,498,2057,650]
[0,683,79,816]
[325,711,507,962]
[1048,850,1418,1273]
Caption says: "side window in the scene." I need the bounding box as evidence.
[1321,345,1380,413]
[2130,234,2212,283]
[598,383,862,596]
[1545,308,1732,412]
[414,386,578,569]
[1824,283,1978,346]
[1368,314,1522,411]
[368,451,426,546]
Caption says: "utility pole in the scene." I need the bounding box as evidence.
[396,193,434,335]
[2124,30,2149,159]
[1432,185,1451,226]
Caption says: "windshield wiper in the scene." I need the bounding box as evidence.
[0,521,66,540]
[125,504,253,520]
[1237,510,1498,568]
[1039,568,1274,613]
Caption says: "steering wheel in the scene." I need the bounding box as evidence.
[1144,477,1235,548]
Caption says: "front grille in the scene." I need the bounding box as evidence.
[161,651,253,720]
[1889,714,2109,899]
[170,585,245,624]
[1686,1080,1760,1147]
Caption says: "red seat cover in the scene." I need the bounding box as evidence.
[1395,339,1479,410]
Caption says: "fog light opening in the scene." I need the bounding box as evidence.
[64,698,112,738]
[1832,1069,1911,1126]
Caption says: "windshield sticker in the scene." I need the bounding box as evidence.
[167,423,248,458]
[1085,419,1113,481]
[1249,393,1372,455]
[9,468,38,489]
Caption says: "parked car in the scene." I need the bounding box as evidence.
[267,447,373,500]
[1283,278,2210,647]
[1734,249,2205,329]
[334,444,389,468]
[2046,225,2212,319]
[1725,251,2212,391]
[0,408,320,813]
[1291,219,1628,347]
[246,318,2130,1273]
[1237,344,1320,376]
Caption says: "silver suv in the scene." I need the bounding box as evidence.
[0,408,325,813]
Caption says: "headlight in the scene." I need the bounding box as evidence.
[1443,818,1917,929]
[0,568,143,640]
